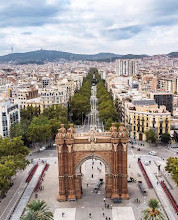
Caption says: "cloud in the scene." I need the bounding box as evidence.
[22,32,32,35]
[104,25,144,40]
[0,0,178,55]
[0,0,68,27]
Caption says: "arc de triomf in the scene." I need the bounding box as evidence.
[55,123,129,201]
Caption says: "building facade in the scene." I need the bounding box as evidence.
[116,59,139,76]
[129,105,171,141]
[0,101,20,137]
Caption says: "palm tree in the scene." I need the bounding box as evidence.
[21,200,53,220]
[142,198,166,220]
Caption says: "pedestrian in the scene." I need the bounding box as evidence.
[103,198,106,203]
[106,217,108,220]
[109,218,111,220]
[107,204,109,209]
[157,181,159,185]
[87,184,88,187]
[103,213,105,216]
[91,174,93,178]
[62,212,65,217]
[92,166,93,169]
[110,204,112,209]
[89,213,91,218]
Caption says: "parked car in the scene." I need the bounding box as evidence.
[149,151,157,156]
[39,147,46,151]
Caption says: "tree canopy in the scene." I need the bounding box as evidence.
[97,81,118,129]
[142,198,165,219]
[0,137,29,195]
[160,133,171,145]
[21,200,53,220]
[165,157,178,186]
[10,104,68,147]
[145,129,158,144]
[69,69,95,124]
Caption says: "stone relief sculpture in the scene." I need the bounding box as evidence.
[66,124,75,139]
[56,124,66,139]
[110,123,118,138]
[121,127,129,139]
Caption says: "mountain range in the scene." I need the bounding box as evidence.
[0,50,148,64]
[0,50,177,64]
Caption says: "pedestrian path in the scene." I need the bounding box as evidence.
[10,164,45,220]
[144,165,177,220]
[0,165,32,220]
[54,208,76,220]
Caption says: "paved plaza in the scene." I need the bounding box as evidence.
[33,156,162,220]
[1,141,177,220]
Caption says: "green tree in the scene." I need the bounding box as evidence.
[96,80,119,127]
[160,133,171,145]
[21,200,53,220]
[10,122,23,139]
[142,198,165,220]
[43,105,67,121]
[69,72,92,124]
[21,106,40,124]
[48,119,60,139]
[0,137,29,195]
[105,119,120,131]
[165,157,178,185]
[145,129,158,144]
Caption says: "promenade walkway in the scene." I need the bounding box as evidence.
[144,165,177,220]
[10,164,45,220]
[0,165,32,220]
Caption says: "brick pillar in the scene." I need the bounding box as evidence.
[105,174,112,198]
[121,141,129,199]
[118,143,123,196]
[111,143,120,199]
[75,174,82,199]
[67,144,76,200]
[57,144,66,201]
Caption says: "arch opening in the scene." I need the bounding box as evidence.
[75,154,111,175]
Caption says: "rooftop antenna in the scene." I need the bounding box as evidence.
[11,45,13,53]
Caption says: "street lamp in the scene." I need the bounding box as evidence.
[82,112,84,125]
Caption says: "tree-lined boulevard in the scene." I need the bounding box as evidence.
[0,68,178,220]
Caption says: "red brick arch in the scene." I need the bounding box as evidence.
[55,125,129,201]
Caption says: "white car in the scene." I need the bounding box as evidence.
[149,151,157,156]
[40,147,46,151]
[144,161,149,166]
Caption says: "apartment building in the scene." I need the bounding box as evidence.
[128,102,171,141]
[115,59,139,76]
[157,77,178,93]
[0,100,20,137]
[139,74,157,92]
[148,91,173,113]
[12,86,38,109]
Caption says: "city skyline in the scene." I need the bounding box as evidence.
[0,0,178,56]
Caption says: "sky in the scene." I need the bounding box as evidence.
[0,0,178,55]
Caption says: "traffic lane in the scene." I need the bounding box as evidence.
[27,149,57,160]
[128,143,177,159]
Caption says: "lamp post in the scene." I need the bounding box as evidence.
[82,112,84,125]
